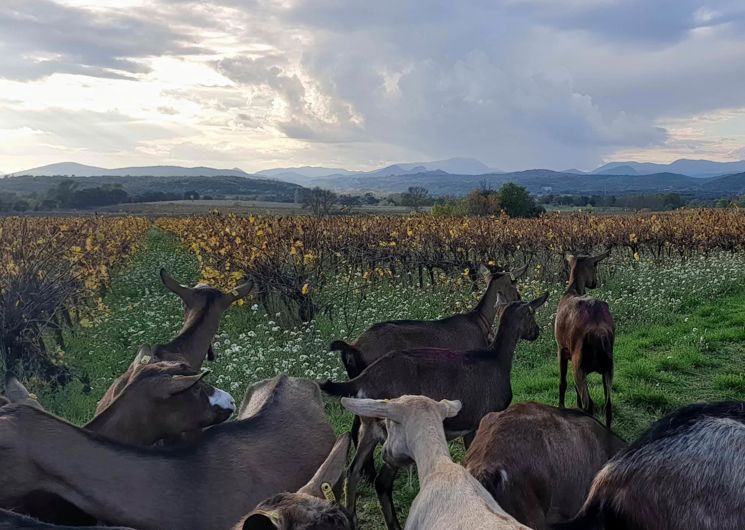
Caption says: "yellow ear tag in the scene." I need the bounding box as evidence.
[510,273,516,282]
[140,355,151,365]
[321,482,336,503]
[28,393,38,400]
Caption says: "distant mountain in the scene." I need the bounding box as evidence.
[394,157,495,175]
[700,171,745,194]
[595,164,639,175]
[259,157,496,183]
[9,162,252,178]
[593,159,745,178]
[304,169,712,197]
[256,166,360,179]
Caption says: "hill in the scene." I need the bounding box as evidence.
[593,159,745,178]
[0,175,303,203]
[8,162,252,178]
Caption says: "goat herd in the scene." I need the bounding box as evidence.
[0,255,743,530]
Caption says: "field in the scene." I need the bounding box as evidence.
[2,211,745,529]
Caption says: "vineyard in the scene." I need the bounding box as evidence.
[157,209,745,323]
[0,216,149,380]
[1,210,745,528]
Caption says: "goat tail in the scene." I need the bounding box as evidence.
[319,378,358,397]
[584,328,613,358]
[329,340,365,379]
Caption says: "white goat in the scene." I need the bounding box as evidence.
[342,395,530,530]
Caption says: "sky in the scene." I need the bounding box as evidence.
[2,0,745,174]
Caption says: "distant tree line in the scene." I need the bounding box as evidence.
[433,182,545,218]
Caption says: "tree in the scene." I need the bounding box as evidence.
[299,187,337,215]
[403,186,430,210]
[498,183,544,218]
[467,189,501,216]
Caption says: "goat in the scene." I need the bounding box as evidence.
[96,268,251,412]
[0,375,335,530]
[554,401,745,530]
[331,264,526,379]
[464,402,626,529]
[555,251,615,427]
[343,395,530,530]
[322,293,549,529]
[5,365,235,525]
[237,434,354,530]
[0,508,135,529]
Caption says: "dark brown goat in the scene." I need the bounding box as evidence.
[322,293,549,529]
[554,401,745,530]
[237,434,354,530]
[465,402,626,529]
[555,252,615,427]
[331,265,526,379]
[96,269,251,412]
[0,508,135,530]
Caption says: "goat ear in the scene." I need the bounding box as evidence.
[593,249,611,262]
[528,292,549,311]
[298,433,351,499]
[510,264,528,280]
[479,264,490,277]
[439,399,462,419]
[160,269,192,300]
[3,376,43,410]
[162,372,207,397]
[226,278,253,303]
[494,292,509,310]
[132,344,154,367]
[341,397,395,420]
[240,512,279,530]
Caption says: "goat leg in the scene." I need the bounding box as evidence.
[603,369,613,428]
[375,462,402,530]
[558,355,568,408]
[350,415,378,482]
[346,418,380,520]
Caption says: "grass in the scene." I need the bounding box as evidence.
[25,228,745,529]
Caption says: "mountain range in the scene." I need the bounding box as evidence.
[4,157,745,198]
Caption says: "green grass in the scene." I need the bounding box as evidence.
[23,229,745,529]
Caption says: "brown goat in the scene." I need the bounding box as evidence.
[0,375,335,530]
[465,402,626,529]
[5,364,235,525]
[555,252,615,427]
[96,269,251,412]
[554,401,745,530]
[237,434,354,530]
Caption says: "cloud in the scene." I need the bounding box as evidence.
[0,0,206,80]
[1,0,745,171]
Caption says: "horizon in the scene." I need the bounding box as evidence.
[2,2,745,174]
[7,155,745,177]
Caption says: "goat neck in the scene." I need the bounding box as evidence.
[472,274,503,329]
[488,313,523,373]
[159,308,219,368]
[84,398,157,446]
[406,414,453,483]
[565,268,586,297]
